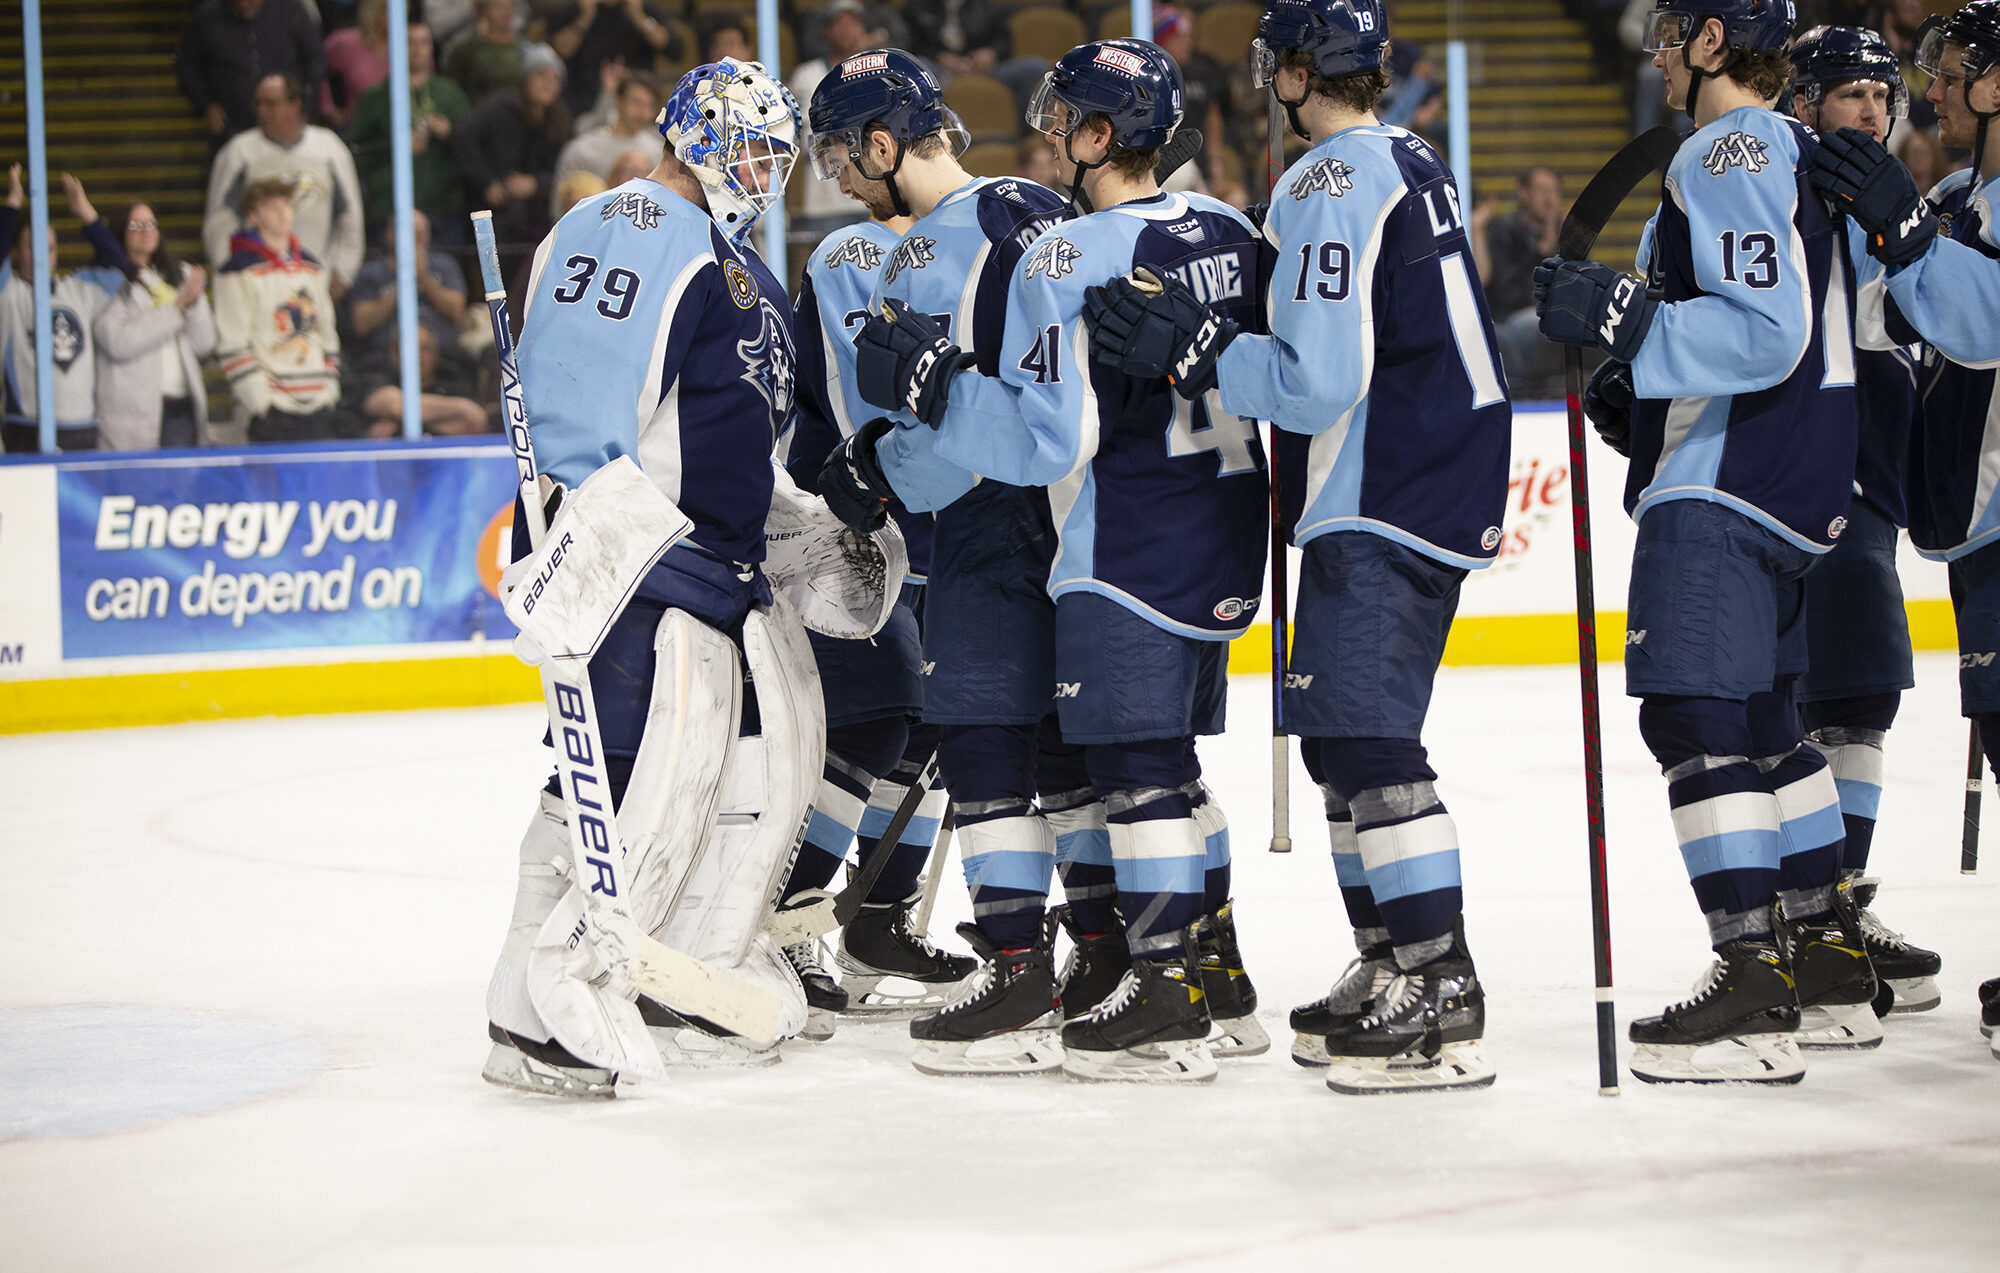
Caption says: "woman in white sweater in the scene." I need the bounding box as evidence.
[93,203,218,449]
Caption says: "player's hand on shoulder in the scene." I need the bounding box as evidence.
[1582,358,1635,458]
[1083,266,1236,400]
[817,417,898,533]
[854,298,971,428]
[1809,126,1937,267]
[1533,256,1654,362]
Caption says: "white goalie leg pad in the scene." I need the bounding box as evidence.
[615,609,743,936]
[486,789,573,1042]
[522,886,669,1083]
[762,460,908,639]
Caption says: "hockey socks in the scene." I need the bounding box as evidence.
[1768,746,1846,923]
[941,724,1055,951]
[1045,784,1117,936]
[1351,782,1465,970]
[1105,790,1206,958]
[787,718,909,903]
[1188,780,1232,914]
[1807,727,1886,873]
[1319,787,1387,933]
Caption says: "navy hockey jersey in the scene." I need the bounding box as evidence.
[1625,107,1858,551]
[519,178,790,565]
[938,191,1270,639]
[1212,125,1511,567]
[1848,227,1918,527]
[1883,169,2000,560]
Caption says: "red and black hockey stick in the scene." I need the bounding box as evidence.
[1555,126,1680,1095]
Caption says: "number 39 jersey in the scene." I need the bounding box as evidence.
[1214,125,1511,567]
[518,178,790,565]
[935,191,1270,639]
[1625,107,1856,551]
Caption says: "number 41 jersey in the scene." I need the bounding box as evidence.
[518,178,789,565]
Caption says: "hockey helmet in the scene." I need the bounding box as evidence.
[1642,0,1798,58]
[1251,0,1390,88]
[1917,0,2000,84]
[1026,39,1184,151]
[1789,26,1909,119]
[806,49,969,181]
[658,58,802,245]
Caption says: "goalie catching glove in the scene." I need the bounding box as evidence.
[1084,265,1236,398]
[764,460,908,640]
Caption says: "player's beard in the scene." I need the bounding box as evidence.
[854,180,900,221]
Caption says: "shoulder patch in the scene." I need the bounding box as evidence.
[823,236,885,271]
[1700,131,1771,176]
[1292,157,1357,200]
[1164,215,1207,244]
[883,235,936,284]
[1022,235,1082,281]
[600,191,666,230]
[723,257,758,309]
[988,180,1029,205]
[737,298,796,431]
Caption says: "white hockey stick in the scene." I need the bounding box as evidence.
[474,210,782,1046]
[909,808,956,941]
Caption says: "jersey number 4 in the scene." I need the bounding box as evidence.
[552,254,643,319]
[1167,388,1260,477]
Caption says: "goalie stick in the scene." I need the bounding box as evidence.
[473,210,783,1047]
[909,809,957,940]
[1554,125,1681,1096]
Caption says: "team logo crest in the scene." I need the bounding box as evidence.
[824,236,885,270]
[883,235,937,284]
[1292,158,1357,200]
[723,258,759,309]
[1701,131,1771,176]
[48,307,84,371]
[1023,235,1081,281]
[737,299,796,431]
[601,191,665,231]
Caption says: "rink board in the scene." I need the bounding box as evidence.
[0,411,1956,732]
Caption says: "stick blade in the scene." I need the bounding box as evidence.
[1557,126,1681,261]
[632,937,785,1048]
[1154,127,1204,185]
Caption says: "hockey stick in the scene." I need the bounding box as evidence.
[1965,722,1983,874]
[909,808,957,940]
[473,210,782,1045]
[1266,91,1293,855]
[831,751,943,926]
[1555,125,1681,1097]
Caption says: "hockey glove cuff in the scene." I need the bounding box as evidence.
[1582,359,1635,458]
[1534,257,1655,363]
[1809,127,1937,267]
[817,417,899,534]
[1084,266,1238,400]
[855,298,975,428]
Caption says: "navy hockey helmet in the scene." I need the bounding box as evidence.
[1789,26,1909,119]
[805,49,967,182]
[1642,0,1798,58]
[1250,0,1390,88]
[1025,39,1185,151]
[1917,0,2000,85]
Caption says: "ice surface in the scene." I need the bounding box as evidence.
[2,655,1994,1270]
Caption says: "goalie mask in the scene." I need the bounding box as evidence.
[659,58,802,246]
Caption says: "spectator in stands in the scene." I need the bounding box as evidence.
[349,324,489,437]
[205,74,368,299]
[445,0,530,107]
[454,44,569,304]
[699,14,753,64]
[179,0,327,162]
[544,0,681,120]
[554,170,609,216]
[551,72,662,216]
[1473,165,1563,394]
[1871,0,1939,127]
[323,0,394,130]
[1015,135,1057,188]
[350,21,472,244]
[95,201,219,450]
[1150,7,1245,205]
[790,1,885,234]
[423,0,480,53]
[215,178,343,443]
[605,147,655,187]
[0,168,128,453]
[905,0,1045,114]
[344,210,467,367]
[1896,125,1953,189]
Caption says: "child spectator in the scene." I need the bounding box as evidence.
[94,201,219,450]
[0,167,128,452]
[204,74,368,298]
[215,178,342,443]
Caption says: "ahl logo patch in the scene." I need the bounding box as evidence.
[1212,596,1258,622]
[723,258,759,309]
[1481,526,1502,551]
[1828,515,1847,540]
[1023,235,1081,281]
[1292,158,1357,200]
[823,236,885,271]
[883,235,936,284]
[1701,131,1771,176]
[600,191,664,230]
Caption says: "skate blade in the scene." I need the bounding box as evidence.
[797,1008,838,1042]
[1628,1034,1805,1084]
[836,968,968,1020]
[911,1030,1065,1076]
[1062,1038,1218,1085]
[647,1026,783,1069]
[1795,1001,1886,1051]
[1324,1040,1494,1095]
[1883,976,1941,1015]
[1209,1013,1272,1058]
[480,1041,620,1099]
[1290,1031,1330,1068]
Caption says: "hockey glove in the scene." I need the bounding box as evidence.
[1533,257,1655,363]
[1582,359,1635,458]
[1083,266,1238,399]
[1810,126,1938,268]
[817,417,899,534]
[1244,202,1269,231]
[855,298,976,428]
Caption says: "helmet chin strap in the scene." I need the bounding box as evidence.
[1063,130,1110,216]
[1679,39,1746,123]
[1963,74,1998,192]
[855,135,914,218]
[1274,81,1312,142]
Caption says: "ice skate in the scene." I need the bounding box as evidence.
[1196,901,1270,1057]
[1053,904,1132,1020]
[1788,892,1884,1051]
[835,890,979,1020]
[782,934,848,1042]
[1980,976,1999,1042]
[1290,939,1397,1067]
[637,995,783,1068]
[1628,935,1805,1085]
[481,1023,621,1099]
[1321,931,1492,1094]
[1060,942,1217,1085]
[909,918,1063,1076]
[1849,878,1941,1014]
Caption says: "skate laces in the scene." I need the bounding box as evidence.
[1856,908,1912,951]
[1077,969,1141,1024]
[893,909,948,960]
[783,938,831,980]
[1355,973,1418,1029]
[1665,959,1727,1014]
[936,960,998,1015]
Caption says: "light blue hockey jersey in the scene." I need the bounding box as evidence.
[519,178,788,565]
[1212,125,1511,567]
